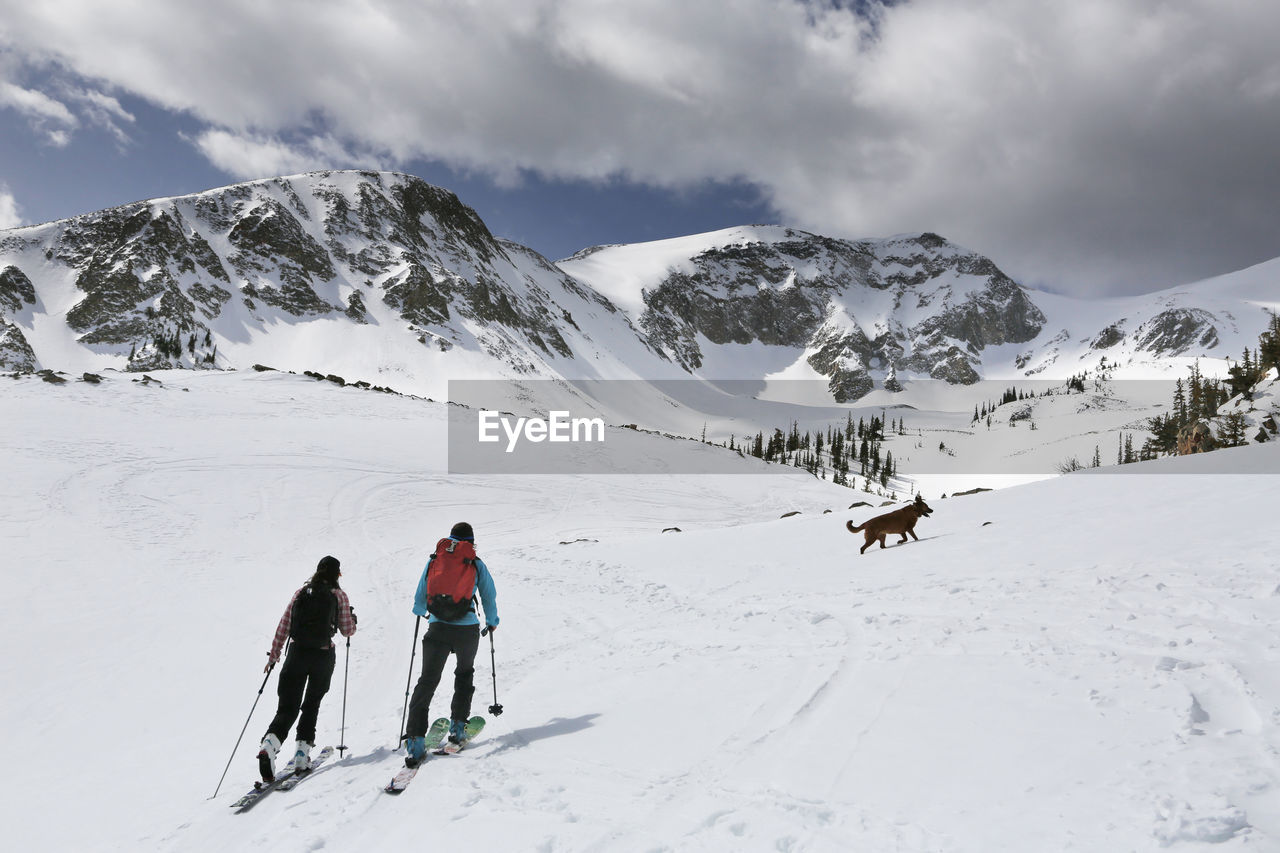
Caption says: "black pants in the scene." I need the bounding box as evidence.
[265,644,336,745]
[405,621,479,737]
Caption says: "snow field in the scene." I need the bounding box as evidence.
[2,369,1279,851]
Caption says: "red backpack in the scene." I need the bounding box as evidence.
[426,538,478,620]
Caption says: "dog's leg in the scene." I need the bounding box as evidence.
[878,534,887,549]
[907,526,919,541]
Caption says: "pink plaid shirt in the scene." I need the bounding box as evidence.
[268,585,356,665]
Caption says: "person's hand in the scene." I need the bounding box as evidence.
[264,658,277,673]
[483,624,497,637]
[350,606,358,626]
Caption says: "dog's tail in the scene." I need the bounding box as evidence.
[846,519,864,533]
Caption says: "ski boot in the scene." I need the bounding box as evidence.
[448,719,468,745]
[293,740,313,774]
[257,733,281,784]
[404,735,426,767]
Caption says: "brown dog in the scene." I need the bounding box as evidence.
[846,495,933,554]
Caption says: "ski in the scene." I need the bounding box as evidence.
[383,717,449,795]
[433,715,486,756]
[230,746,334,811]
[231,756,301,812]
[277,746,335,791]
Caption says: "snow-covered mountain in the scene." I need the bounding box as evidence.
[2,171,1277,402]
[561,225,1280,396]
[0,171,681,394]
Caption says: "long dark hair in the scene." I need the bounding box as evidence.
[309,555,341,589]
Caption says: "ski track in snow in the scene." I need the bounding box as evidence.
[3,371,1280,852]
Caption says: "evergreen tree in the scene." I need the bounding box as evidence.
[1145,413,1180,456]
[1225,357,1255,400]
[1218,411,1249,447]
[884,363,903,393]
[1259,309,1280,377]
[1187,360,1204,419]
[1172,378,1188,426]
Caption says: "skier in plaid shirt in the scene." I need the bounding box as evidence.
[256,555,356,782]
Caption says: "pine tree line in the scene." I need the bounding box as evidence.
[131,327,217,365]
[971,384,1070,424]
[717,412,910,490]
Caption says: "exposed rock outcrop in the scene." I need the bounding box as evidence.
[1177,421,1216,455]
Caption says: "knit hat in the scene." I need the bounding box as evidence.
[449,522,474,541]
[316,555,341,580]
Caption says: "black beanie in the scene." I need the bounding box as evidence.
[449,522,474,541]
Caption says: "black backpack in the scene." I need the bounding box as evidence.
[289,583,338,648]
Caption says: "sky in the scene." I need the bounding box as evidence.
[1,0,1279,297]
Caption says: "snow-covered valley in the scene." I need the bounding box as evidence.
[3,369,1279,852]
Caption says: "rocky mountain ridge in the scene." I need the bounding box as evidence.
[1,170,1274,399]
[564,228,1048,400]
[0,171,672,389]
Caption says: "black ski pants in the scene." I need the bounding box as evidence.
[405,621,480,737]
[265,644,335,745]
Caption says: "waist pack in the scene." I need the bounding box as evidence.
[426,538,478,621]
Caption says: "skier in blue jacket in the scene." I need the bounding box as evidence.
[403,522,499,765]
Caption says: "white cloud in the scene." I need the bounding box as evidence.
[0,185,23,230]
[68,88,136,144]
[0,63,134,147]
[0,80,78,146]
[3,0,1280,294]
[193,130,326,180]
[190,129,387,180]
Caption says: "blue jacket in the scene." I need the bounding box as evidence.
[412,539,499,628]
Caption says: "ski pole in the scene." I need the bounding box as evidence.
[210,663,274,799]
[399,615,422,744]
[337,635,350,757]
[482,625,503,716]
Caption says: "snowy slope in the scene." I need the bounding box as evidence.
[995,255,1280,380]
[3,370,1279,852]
